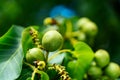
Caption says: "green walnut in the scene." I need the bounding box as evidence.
[26,48,45,63]
[101,75,110,80]
[95,49,110,68]
[42,30,63,51]
[90,61,97,66]
[77,32,86,41]
[82,22,98,37]
[76,17,90,28]
[77,17,98,37]
[87,66,102,79]
[105,62,120,79]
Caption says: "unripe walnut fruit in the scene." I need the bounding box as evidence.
[42,30,63,51]
[77,17,98,37]
[95,49,110,68]
[26,48,45,63]
[105,62,120,79]
[87,66,102,79]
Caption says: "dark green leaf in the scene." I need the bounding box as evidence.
[17,65,32,80]
[26,77,32,80]
[0,25,24,80]
[46,69,57,80]
[67,41,94,80]
[18,70,49,80]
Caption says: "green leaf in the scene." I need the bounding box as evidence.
[17,66,49,80]
[39,71,49,80]
[67,60,84,80]
[46,68,57,80]
[17,66,32,80]
[48,52,65,64]
[26,77,32,80]
[67,41,94,80]
[0,25,24,80]
[22,27,35,56]
[74,41,93,52]
[73,41,94,66]
[22,26,42,56]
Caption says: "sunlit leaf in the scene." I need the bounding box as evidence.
[67,60,84,80]
[73,41,94,66]
[67,41,94,80]
[39,71,49,80]
[0,25,24,80]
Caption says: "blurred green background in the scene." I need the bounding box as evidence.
[0,0,120,64]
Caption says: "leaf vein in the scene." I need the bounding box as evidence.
[0,45,21,75]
